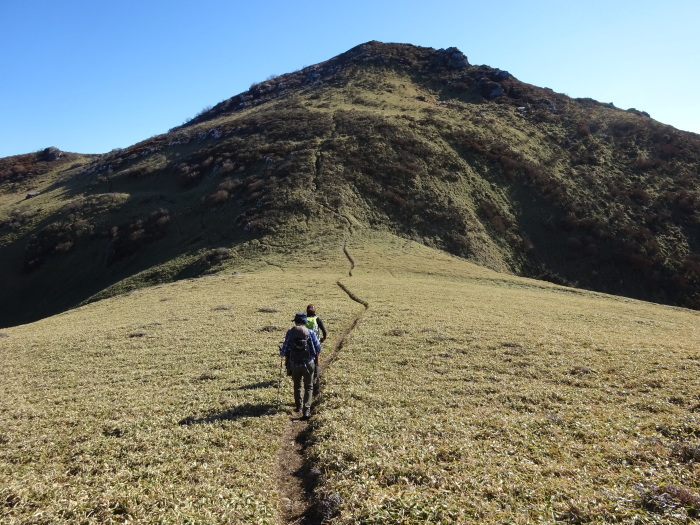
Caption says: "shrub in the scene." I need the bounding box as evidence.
[55,241,73,253]
[1,208,38,231]
[683,256,700,280]
[207,189,230,205]
[108,209,171,263]
[637,484,700,517]
[656,143,683,160]
[629,187,651,205]
[478,200,510,235]
[178,165,202,187]
[126,165,157,179]
[634,156,663,171]
[24,222,81,270]
[383,188,407,207]
[202,247,232,265]
[219,160,236,175]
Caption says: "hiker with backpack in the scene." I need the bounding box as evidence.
[305,304,327,342]
[305,304,327,397]
[280,312,321,420]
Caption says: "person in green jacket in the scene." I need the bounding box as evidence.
[305,304,327,342]
[306,304,327,398]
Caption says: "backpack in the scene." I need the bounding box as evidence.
[289,326,312,367]
[306,316,320,338]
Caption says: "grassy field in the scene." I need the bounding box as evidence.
[313,233,700,523]
[0,241,359,524]
[2,228,699,523]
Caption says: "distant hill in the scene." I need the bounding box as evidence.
[1,41,699,327]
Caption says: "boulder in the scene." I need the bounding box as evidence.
[435,47,469,69]
[475,77,504,99]
[540,98,558,113]
[41,147,63,161]
[627,108,651,118]
[490,69,511,81]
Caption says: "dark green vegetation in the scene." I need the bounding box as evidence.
[1,41,699,327]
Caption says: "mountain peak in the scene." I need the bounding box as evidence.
[177,41,475,130]
[1,41,699,327]
[338,40,469,68]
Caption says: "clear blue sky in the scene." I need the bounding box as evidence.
[1,0,699,158]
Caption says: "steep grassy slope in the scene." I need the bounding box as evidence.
[1,229,698,523]
[1,41,699,329]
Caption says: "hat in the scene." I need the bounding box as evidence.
[293,312,307,323]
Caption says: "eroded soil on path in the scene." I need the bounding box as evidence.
[276,232,367,524]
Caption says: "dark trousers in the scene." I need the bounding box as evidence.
[291,362,315,411]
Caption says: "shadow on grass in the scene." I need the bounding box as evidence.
[238,380,277,390]
[178,403,278,425]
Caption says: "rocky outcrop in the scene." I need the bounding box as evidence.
[474,77,505,99]
[435,47,469,69]
[41,147,63,161]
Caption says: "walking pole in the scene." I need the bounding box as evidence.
[276,340,285,411]
[276,356,283,410]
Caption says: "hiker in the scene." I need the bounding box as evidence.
[305,304,327,343]
[305,304,327,398]
[280,312,321,419]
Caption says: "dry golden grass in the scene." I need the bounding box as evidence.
[1,228,699,523]
[311,232,700,523]
[0,246,360,524]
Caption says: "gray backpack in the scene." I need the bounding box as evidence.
[289,326,312,367]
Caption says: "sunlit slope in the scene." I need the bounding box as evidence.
[0,244,360,524]
[1,229,698,523]
[316,232,700,523]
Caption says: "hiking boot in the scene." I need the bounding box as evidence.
[302,408,311,420]
[294,404,301,412]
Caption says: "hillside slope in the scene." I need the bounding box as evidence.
[1,41,699,327]
[1,229,698,523]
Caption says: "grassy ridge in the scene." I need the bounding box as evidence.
[2,229,699,523]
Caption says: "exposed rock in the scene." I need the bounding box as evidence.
[195,129,221,142]
[41,147,63,161]
[305,67,322,83]
[627,108,651,118]
[540,98,558,113]
[435,47,469,69]
[475,77,504,99]
[490,69,511,81]
[250,82,275,98]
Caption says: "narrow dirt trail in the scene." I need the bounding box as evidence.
[276,230,368,524]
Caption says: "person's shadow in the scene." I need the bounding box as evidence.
[179,380,285,425]
[236,380,277,390]
[178,403,278,425]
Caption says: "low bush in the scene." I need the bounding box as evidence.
[107,209,171,263]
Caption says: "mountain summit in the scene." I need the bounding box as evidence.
[1,41,699,326]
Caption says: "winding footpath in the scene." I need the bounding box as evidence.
[276,230,368,524]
